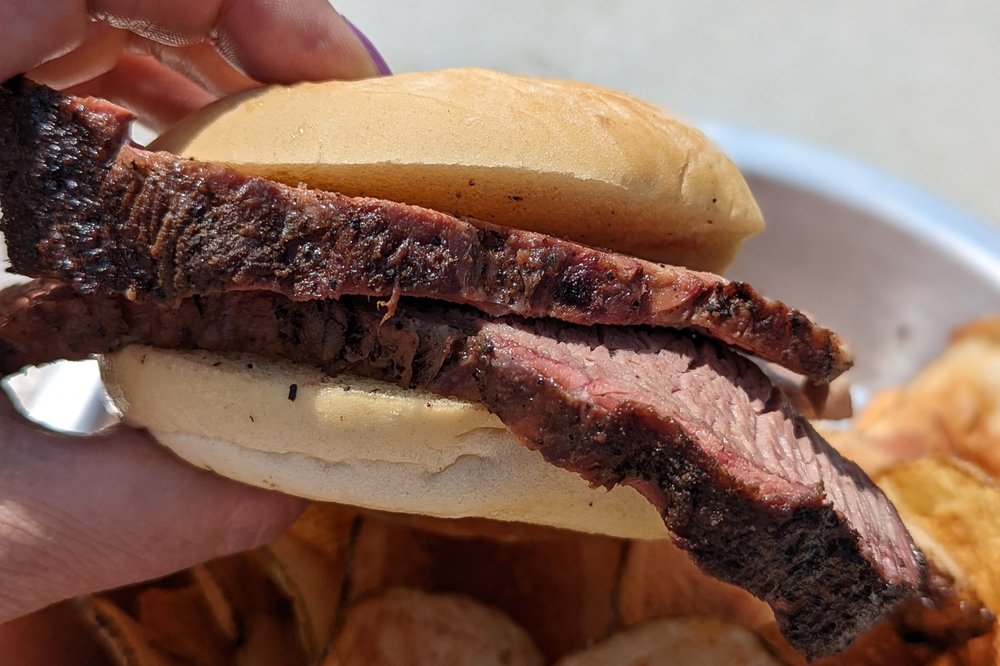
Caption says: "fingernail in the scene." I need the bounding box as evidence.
[343,17,392,76]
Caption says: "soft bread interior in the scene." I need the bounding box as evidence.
[100,346,668,539]
[151,68,762,273]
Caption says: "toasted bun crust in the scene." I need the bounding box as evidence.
[150,68,762,273]
[101,346,667,540]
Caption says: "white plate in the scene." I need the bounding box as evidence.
[710,124,1000,403]
[11,127,1000,432]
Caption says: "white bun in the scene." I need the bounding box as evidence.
[151,68,762,273]
[100,346,667,540]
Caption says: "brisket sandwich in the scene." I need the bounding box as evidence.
[0,70,923,657]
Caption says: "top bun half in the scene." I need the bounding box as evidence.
[151,68,762,272]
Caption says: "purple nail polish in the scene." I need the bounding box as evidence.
[343,17,391,76]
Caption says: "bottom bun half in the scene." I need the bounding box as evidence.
[99,346,667,540]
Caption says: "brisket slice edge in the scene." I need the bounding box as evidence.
[0,77,850,383]
[0,281,923,657]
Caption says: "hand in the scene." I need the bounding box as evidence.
[0,0,390,130]
[0,397,304,620]
[0,0,387,653]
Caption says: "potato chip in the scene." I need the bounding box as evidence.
[235,610,305,666]
[95,571,192,619]
[849,334,1000,476]
[323,588,543,666]
[877,458,1000,611]
[135,584,233,665]
[876,457,1000,661]
[285,502,359,561]
[554,616,782,666]
[816,427,901,477]
[247,502,361,660]
[950,316,1000,346]
[80,596,175,666]
[344,514,433,603]
[345,513,623,660]
[617,536,773,632]
[362,508,586,543]
[203,553,284,624]
[203,551,310,665]
[259,533,347,660]
[190,565,239,645]
[201,556,257,619]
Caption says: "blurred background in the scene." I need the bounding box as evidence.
[338,0,1000,228]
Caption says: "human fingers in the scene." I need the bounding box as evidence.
[27,29,219,131]
[25,21,127,90]
[90,0,386,84]
[64,54,214,131]
[211,0,386,82]
[27,24,254,100]
[1,0,386,85]
[131,38,258,98]
[0,2,88,82]
[0,396,305,623]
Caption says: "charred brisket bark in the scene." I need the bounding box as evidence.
[0,78,850,383]
[0,280,923,657]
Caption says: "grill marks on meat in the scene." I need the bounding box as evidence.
[0,281,923,657]
[0,78,850,383]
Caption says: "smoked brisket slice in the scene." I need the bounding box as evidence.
[0,78,849,383]
[0,280,922,657]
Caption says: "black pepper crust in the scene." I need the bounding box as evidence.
[0,77,851,383]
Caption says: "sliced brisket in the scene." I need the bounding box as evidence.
[0,280,922,657]
[0,78,849,382]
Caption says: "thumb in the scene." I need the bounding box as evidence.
[0,394,304,623]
